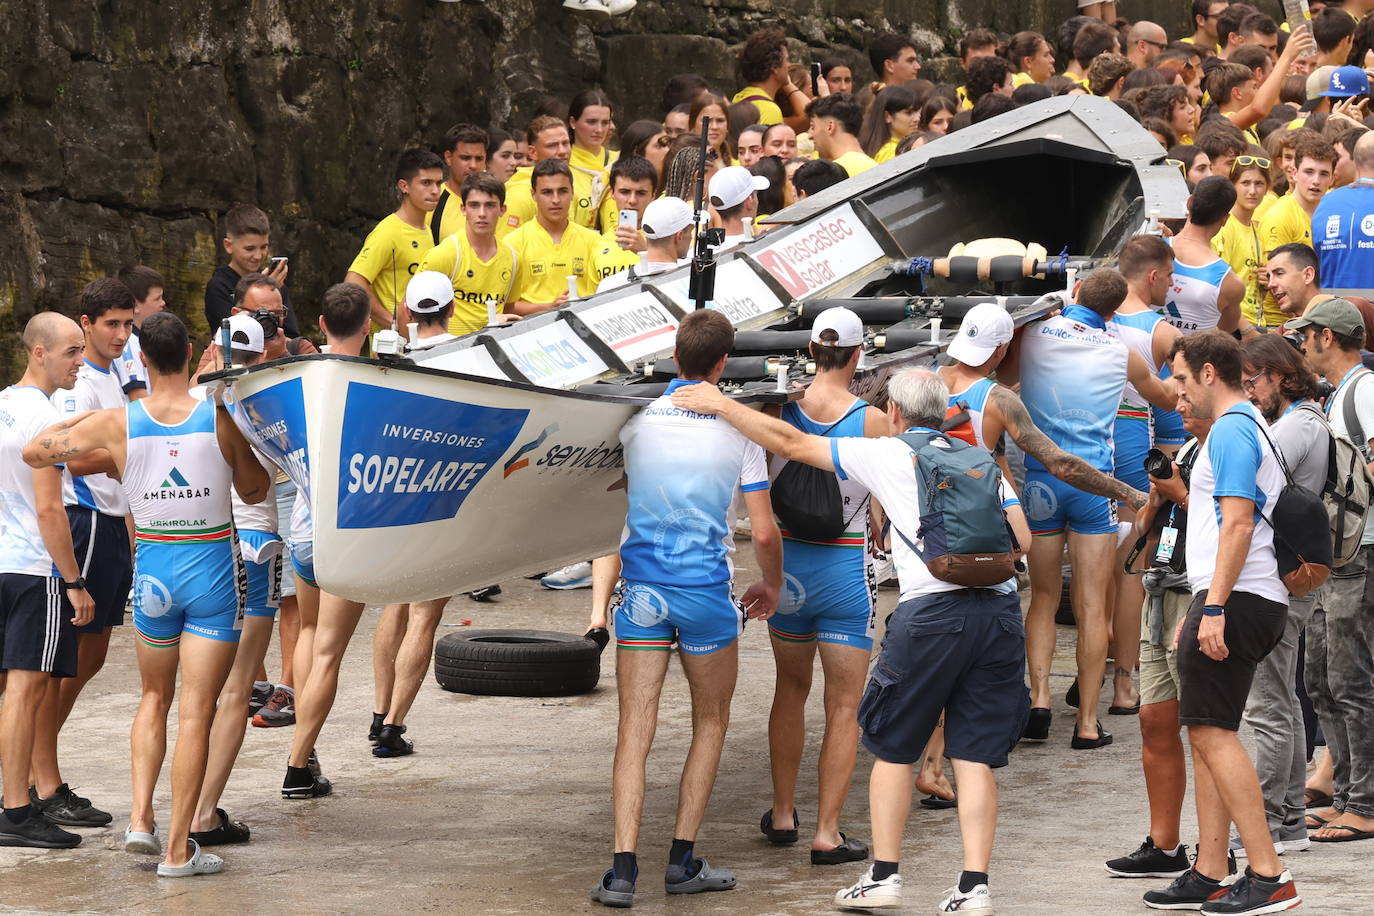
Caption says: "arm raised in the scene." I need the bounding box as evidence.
[670,383,835,471]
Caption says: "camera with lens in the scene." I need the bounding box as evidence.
[1143,446,1190,485]
[251,308,280,339]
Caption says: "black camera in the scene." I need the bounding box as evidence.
[252,308,280,339]
[1143,447,1174,481]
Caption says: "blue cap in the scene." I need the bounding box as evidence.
[1318,66,1371,99]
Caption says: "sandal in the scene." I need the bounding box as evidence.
[810,833,869,865]
[1304,787,1334,809]
[1304,812,1329,830]
[919,794,958,810]
[665,857,736,894]
[189,808,250,846]
[759,808,799,845]
[156,839,225,877]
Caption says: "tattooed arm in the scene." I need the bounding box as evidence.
[988,386,1147,512]
[23,409,126,476]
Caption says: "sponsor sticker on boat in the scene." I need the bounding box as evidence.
[336,383,528,528]
[579,294,680,362]
[496,320,608,388]
[659,259,782,324]
[753,204,884,299]
[238,378,311,498]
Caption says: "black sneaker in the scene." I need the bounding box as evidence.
[372,724,414,758]
[1144,867,1235,910]
[30,784,112,827]
[1107,837,1191,878]
[0,808,81,848]
[1201,868,1300,915]
[282,765,333,799]
[368,712,385,744]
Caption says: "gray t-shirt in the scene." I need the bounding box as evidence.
[1271,399,1332,497]
[1325,369,1374,545]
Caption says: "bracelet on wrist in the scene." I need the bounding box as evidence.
[1202,604,1225,617]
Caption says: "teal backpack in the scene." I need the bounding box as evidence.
[892,430,1018,587]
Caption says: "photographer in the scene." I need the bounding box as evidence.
[1106,404,1208,882]
[197,275,317,378]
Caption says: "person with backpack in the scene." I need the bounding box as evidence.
[1286,298,1374,846]
[756,307,887,867]
[1142,331,1300,914]
[671,367,1030,915]
[1237,335,1333,856]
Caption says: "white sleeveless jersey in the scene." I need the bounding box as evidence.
[52,360,130,516]
[1108,310,1164,414]
[122,398,234,544]
[1165,241,1231,333]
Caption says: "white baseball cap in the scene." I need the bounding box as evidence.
[227,312,265,353]
[406,270,455,313]
[642,197,695,239]
[809,307,864,347]
[709,165,769,210]
[947,303,1015,367]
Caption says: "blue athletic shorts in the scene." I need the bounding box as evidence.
[1022,467,1118,536]
[769,541,876,650]
[858,589,1029,767]
[1113,414,1151,492]
[132,540,244,646]
[613,580,742,655]
[289,539,317,589]
[239,529,283,620]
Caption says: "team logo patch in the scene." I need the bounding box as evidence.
[1023,479,1059,522]
[777,572,806,614]
[621,583,671,627]
[653,507,713,569]
[135,574,173,619]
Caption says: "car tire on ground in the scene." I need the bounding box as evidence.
[433,629,600,697]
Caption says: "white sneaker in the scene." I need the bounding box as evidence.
[938,882,994,912]
[541,562,593,590]
[1228,833,1285,858]
[834,866,901,909]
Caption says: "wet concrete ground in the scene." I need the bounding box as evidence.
[3,569,1370,915]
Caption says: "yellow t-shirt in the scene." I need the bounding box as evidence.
[731,87,784,125]
[570,144,616,233]
[506,220,603,305]
[874,136,900,163]
[1257,192,1314,256]
[347,213,434,315]
[425,185,466,245]
[1011,71,1035,88]
[1221,110,1261,147]
[499,167,536,240]
[1066,72,1090,89]
[1212,214,1283,327]
[1179,36,1223,54]
[1252,190,1280,225]
[956,85,973,111]
[416,231,519,335]
[590,241,640,288]
[834,150,878,177]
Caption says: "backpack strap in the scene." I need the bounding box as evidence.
[1341,369,1372,459]
[431,189,451,247]
[1231,407,1293,487]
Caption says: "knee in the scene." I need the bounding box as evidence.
[1140,704,1179,741]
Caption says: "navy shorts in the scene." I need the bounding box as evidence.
[0,573,78,677]
[68,507,132,634]
[858,589,1029,767]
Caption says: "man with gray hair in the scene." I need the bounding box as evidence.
[672,367,1030,915]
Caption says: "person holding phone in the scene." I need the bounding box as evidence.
[589,157,657,289]
[203,204,299,338]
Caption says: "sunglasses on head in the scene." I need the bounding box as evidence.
[1165,158,1187,176]
[1233,154,1272,171]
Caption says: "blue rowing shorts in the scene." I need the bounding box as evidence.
[613,580,742,655]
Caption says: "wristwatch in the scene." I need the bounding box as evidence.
[62,577,86,591]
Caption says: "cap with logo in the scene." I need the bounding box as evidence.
[1282,297,1365,339]
[947,303,1015,367]
[1319,65,1371,99]
[228,312,265,353]
[405,270,455,313]
[642,197,695,239]
[809,306,864,347]
[708,165,770,210]
[1299,65,1338,111]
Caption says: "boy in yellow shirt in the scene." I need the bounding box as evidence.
[500,116,574,240]
[1258,136,1337,260]
[416,172,520,336]
[506,160,603,314]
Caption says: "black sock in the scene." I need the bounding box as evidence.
[669,838,701,877]
[959,871,989,893]
[613,851,637,882]
[4,805,32,823]
[285,765,313,783]
[872,860,899,881]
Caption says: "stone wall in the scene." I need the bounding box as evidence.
[0,0,1282,377]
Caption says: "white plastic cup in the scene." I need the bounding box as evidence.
[406,322,419,345]
[566,276,579,301]
[930,317,941,343]
[775,361,788,392]
[486,298,498,326]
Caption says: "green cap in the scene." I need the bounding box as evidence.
[1282,297,1365,339]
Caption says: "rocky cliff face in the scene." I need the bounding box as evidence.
[0,0,1278,376]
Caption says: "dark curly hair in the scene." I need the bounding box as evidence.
[738,28,788,84]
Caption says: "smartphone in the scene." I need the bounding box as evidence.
[266,256,288,272]
[618,209,638,230]
[810,62,821,86]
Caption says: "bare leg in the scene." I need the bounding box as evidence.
[766,634,816,833]
[0,670,51,809]
[611,647,670,852]
[1025,532,1066,710]
[588,554,620,630]
[1191,724,1283,878]
[292,575,319,694]
[383,598,449,727]
[950,759,997,873]
[277,594,299,687]
[869,760,914,863]
[129,640,180,835]
[674,643,740,842]
[915,721,955,800]
[163,635,239,868]
[192,616,275,832]
[1141,699,1187,850]
[813,642,871,849]
[30,679,65,798]
[288,592,365,768]
[1067,532,1116,738]
[55,629,112,728]
[1111,514,1142,709]
[371,603,409,718]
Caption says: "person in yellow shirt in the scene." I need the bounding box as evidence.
[1184,0,1229,54]
[1067,20,1121,88]
[1213,154,1284,327]
[506,160,604,314]
[428,123,489,245]
[808,94,876,177]
[691,91,736,168]
[955,29,1000,110]
[568,89,619,235]
[590,157,656,288]
[1006,31,1056,88]
[1258,135,1337,257]
[416,172,520,336]
[499,116,573,241]
[1211,25,1314,144]
[345,148,444,329]
[731,28,796,126]
[962,57,1015,113]
[858,85,919,164]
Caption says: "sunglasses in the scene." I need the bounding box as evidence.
[1233,154,1272,170]
[1165,158,1187,176]
[1141,39,1168,50]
